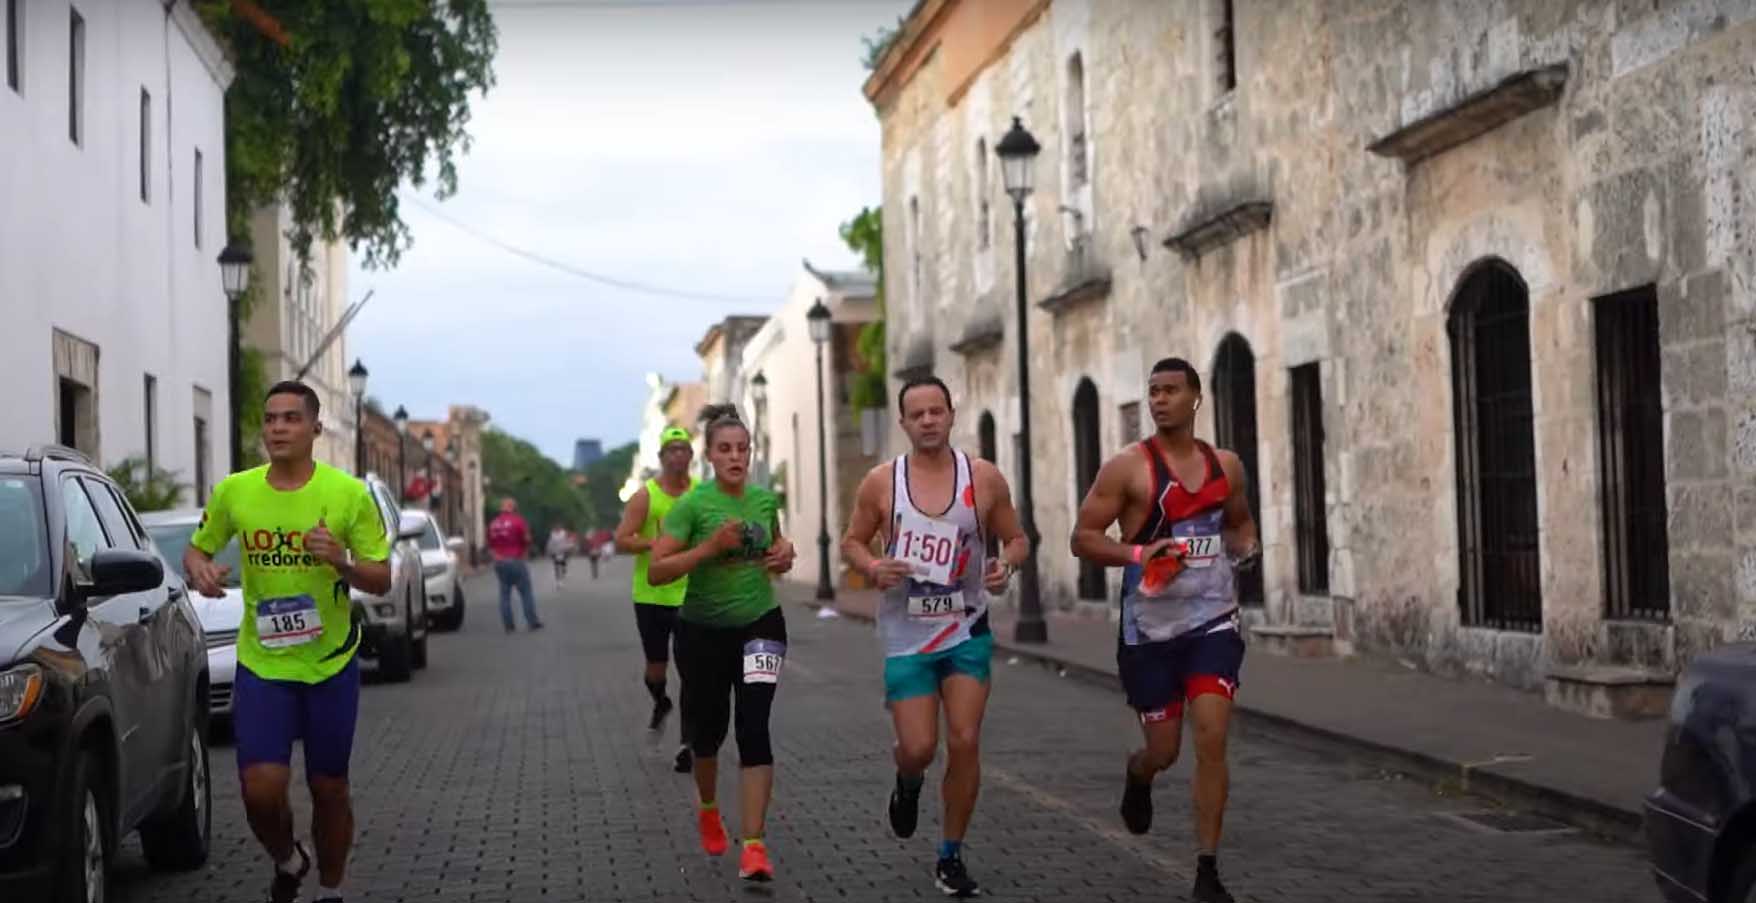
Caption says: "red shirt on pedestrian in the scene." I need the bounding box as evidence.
[487,512,531,561]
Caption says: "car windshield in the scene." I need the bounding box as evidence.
[147,523,243,588]
[0,478,51,598]
[419,521,443,551]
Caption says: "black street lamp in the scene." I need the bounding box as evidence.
[806,299,835,602]
[421,430,436,509]
[218,242,253,470]
[751,371,768,485]
[995,116,1048,644]
[393,405,409,503]
[347,359,369,476]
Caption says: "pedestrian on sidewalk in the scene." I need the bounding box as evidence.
[1070,356,1261,903]
[614,426,701,772]
[182,381,393,903]
[648,405,795,883]
[489,498,543,632]
[840,375,1031,898]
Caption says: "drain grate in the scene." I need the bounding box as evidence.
[1439,811,1576,834]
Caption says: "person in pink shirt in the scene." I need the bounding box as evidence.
[487,498,543,632]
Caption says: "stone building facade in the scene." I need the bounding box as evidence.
[864,0,1756,714]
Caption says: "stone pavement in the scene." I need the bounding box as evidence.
[786,583,1666,837]
[114,559,1659,902]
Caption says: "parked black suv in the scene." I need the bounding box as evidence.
[0,446,211,903]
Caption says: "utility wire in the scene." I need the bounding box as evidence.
[402,194,775,306]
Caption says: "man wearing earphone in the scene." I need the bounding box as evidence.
[185,380,393,903]
[1069,357,1260,903]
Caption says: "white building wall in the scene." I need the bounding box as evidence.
[0,1,232,501]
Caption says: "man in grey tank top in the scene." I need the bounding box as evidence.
[1070,357,1260,903]
[842,376,1030,898]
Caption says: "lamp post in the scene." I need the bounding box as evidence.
[446,440,460,533]
[751,371,769,486]
[995,116,1048,644]
[218,242,254,470]
[806,299,835,602]
[347,359,369,476]
[421,431,436,509]
[393,405,409,503]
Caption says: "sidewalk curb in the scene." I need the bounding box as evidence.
[794,599,1644,843]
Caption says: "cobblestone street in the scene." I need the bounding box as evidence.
[113,561,1659,903]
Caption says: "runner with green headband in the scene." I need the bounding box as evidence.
[614,425,702,772]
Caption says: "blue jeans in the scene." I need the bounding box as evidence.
[494,559,541,630]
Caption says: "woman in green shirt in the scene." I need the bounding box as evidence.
[649,404,795,882]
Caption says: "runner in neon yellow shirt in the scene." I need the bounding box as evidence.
[183,381,391,903]
[614,426,700,773]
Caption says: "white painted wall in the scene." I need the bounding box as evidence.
[0,1,232,500]
[737,265,877,587]
[247,203,356,470]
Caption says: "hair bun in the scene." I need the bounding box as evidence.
[698,403,742,424]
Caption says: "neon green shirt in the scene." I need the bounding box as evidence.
[632,476,698,606]
[190,463,390,684]
[662,481,781,628]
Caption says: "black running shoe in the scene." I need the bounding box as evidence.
[649,696,674,731]
[267,842,310,903]
[888,774,922,839]
[934,856,982,897]
[313,897,343,903]
[1191,865,1236,903]
[673,746,693,773]
[1120,766,1153,835]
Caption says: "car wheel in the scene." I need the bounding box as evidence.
[411,593,429,670]
[379,621,414,682]
[139,718,211,870]
[437,584,465,631]
[51,752,107,903]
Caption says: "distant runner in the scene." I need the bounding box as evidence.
[546,525,574,582]
[614,426,702,772]
[648,405,795,882]
[1070,357,1260,903]
[841,375,1030,898]
[184,381,392,903]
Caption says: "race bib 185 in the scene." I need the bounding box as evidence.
[742,639,786,684]
[256,595,321,649]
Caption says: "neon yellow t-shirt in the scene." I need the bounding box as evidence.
[190,463,390,684]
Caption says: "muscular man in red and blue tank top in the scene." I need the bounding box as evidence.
[1070,356,1260,903]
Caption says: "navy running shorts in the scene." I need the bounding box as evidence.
[1116,616,1244,723]
[233,657,362,778]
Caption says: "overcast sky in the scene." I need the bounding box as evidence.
[347,0,907,464]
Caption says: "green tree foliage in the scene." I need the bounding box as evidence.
[580,442,638,531]
[197,0,498,268]
[478,428,591,544]
[860,15,906,71]
[840,206,887,411]
[107,458,188,513]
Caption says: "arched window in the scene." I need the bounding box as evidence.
[1073,378,1105,600]
[1065,52,1088,188]
[974,138,991,251]
[979,411,998,558]
[1449,261,1541,631]
[1212,334,1264,606]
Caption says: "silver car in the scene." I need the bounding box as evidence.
[140,509,244,720]
[354,474,430,682]
[401,509,465,631]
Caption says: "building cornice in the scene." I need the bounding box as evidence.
[1367,64,1569,165]
[171,1,236,88]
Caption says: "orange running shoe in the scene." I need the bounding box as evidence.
[697,808,729,856]
[739,840,774,881]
